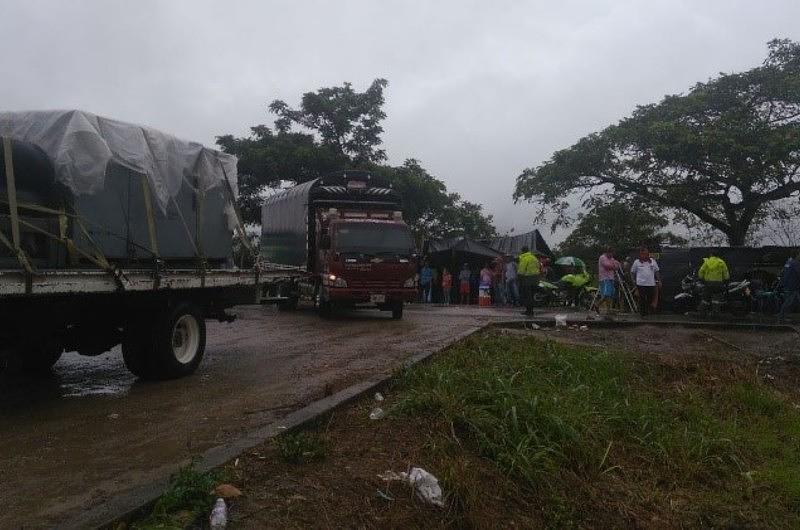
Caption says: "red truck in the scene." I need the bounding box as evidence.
[260,171,417,318]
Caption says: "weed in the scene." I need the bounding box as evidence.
[133,461,219,529]
[277,431,330,464]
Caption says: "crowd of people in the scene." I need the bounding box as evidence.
[417,245,800,321]
[416,246,549,313]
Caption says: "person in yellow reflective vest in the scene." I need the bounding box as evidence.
[698,250,730,309]
[517,246,541,316]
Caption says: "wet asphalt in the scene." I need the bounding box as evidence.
[0,303,516,528]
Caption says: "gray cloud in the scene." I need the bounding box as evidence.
[1,0,798,243]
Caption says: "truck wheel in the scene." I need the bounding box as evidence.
[123,303,206,380]
[278,297,299,311]
[391,303,404,320]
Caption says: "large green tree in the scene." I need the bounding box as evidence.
[515,39,800,246]
[558,202,685,262]
[218,80,496,240]
[269,78,389,164]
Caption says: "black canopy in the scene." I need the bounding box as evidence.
[489,229,552,257]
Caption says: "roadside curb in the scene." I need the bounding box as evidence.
[488,317,799,333]
[64,325,486,530]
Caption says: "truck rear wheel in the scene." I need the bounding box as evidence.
[123,302,206,380]
[14,338,63,373]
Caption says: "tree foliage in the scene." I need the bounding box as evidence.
[515,39,800,246]
[269,79,389,164]
[218,80,496,241]
[558,202,686,262]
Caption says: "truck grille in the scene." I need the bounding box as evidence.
[347,279,402,289]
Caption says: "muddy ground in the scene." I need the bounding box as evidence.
[0,304,515,529]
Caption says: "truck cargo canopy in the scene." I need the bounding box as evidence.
[0,110,238,212]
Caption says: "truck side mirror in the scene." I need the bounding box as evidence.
[320,234,331,250]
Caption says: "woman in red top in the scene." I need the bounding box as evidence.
[441,268,452,305]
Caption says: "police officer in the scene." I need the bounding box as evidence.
[698,249,730,309]
[517,246,541,316]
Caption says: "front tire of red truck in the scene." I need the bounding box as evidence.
[122,302,206,380]
[391,302,404,320]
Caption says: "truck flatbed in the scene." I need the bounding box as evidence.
[0,264,303,297]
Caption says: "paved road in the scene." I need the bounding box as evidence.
[0,304,516,528]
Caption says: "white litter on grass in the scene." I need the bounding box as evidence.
[579,325,589,331]
[554,314,568,328]
[107,413,119,420]
[529,323,541,330]
[209,498,227,529]
[379,467,445,507]
[369,407,386,420]
[374,392,385,402]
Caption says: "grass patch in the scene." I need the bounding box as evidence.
[394,331,800,527]
[277,431,330,464]
[132,462,220,529]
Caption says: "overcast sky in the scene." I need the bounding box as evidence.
[1,0,799,243]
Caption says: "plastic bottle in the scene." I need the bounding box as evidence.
[210,497,227,529]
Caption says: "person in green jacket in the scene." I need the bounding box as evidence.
[517,246,541,316]
[698,250,730,309]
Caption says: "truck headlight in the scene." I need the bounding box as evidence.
[334,277,347,288]
[403,277,417,288]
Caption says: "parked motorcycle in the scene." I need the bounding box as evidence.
[534,277,597,309]
[672,272,751,316]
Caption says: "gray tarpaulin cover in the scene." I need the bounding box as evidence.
[0,109,238,212]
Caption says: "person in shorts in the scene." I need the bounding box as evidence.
[597,247,620,317]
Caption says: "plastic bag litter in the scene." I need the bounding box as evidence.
[378,467,445,507]
[374,392,385,402]
[579,325,589,331]
[554,314,568,328]
[209,498,227,529]
[529,323,541,330]
[369,407,386,420]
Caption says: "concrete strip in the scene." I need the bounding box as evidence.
[490,318,798,333]
[63,325,485,530]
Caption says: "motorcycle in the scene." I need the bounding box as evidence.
[534,276,597,309]
[672,272,751,316]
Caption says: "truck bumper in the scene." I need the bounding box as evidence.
[325,287,417,304]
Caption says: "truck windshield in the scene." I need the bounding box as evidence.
[333,224,414,255]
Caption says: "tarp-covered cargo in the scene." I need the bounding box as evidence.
[261,172,402,270]
[0,110,239,269]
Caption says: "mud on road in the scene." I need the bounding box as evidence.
[0,304,515,529]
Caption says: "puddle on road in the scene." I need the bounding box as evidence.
[0,350,135,407]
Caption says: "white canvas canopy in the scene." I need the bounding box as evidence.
[0,109,238,212]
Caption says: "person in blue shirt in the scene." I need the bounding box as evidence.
[420,261,433,303]
[778,251,800,323]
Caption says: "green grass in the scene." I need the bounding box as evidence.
[394,331,800,527]
[132,462,220,529]
[277,431,330,464]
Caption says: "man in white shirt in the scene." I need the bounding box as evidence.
[630,247,661,317]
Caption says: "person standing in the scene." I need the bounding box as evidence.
[598,247,620,317]
[504,255,519,306]
[698,250,730,310]
[777,251,800,323]
[517,246,541,316]
[630,247,661,317]
[441,268,453,306]
[492,256,506,305]
[420,261,433,303]
[458,263,471,305]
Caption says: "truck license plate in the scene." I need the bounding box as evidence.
[370,294,386,303]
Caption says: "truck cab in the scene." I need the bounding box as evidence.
[261,171,418,318]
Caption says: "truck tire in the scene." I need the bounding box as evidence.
[123,302,206,380]
[391,303,404,320]
[277,297,299,311]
